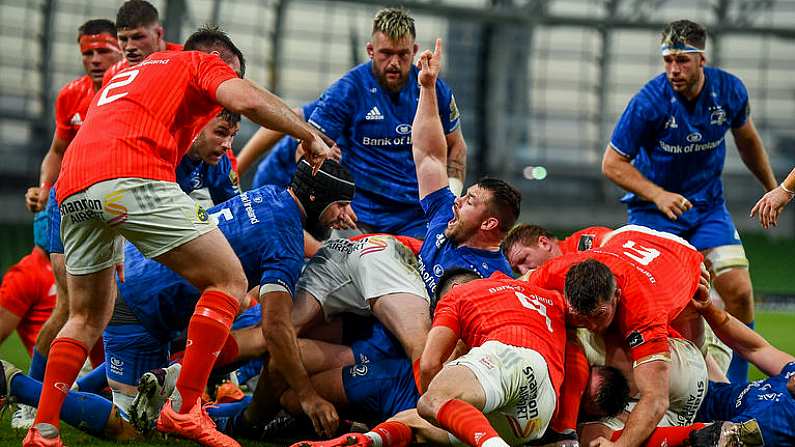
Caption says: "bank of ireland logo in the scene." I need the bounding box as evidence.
[396,123,411,135]
[686,132,702,143]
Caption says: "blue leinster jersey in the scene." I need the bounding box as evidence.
[698,362,795,446]
[309,62,460,237]
[252,101,319,189]
[176,152,240,205]
[416,187,512,299]
[610,66,749,208]
[117,186,304,341]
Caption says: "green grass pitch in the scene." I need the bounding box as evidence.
[1,310,793,446]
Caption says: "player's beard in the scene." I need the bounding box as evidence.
[445,217,478,244]
[375,66,407,93]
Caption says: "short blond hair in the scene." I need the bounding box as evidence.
[372,7,416,41]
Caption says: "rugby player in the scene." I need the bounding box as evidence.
[502,225,612,275]
[290,233,430,363]
[291,269,573,447]
[19,19,121,428]
[0,213,55,356]
[102,0,183,84]
[176,109,242,208]
[308,8,467,238]
[412,39,520,297]
[751,166,795,229]
[27,25,330,447]
[530,226,708,447]
[601,19,777,382]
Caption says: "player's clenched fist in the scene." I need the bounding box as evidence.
[25,186,49,213]
[652,189,692,220]
[417,38,442,88]
[301,133,331,174]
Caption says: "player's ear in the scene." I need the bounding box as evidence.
[154,24,164,40]
[481,216,499,232]
[366,42,374,59]
[538,235,552,251]
[413,43,419,55]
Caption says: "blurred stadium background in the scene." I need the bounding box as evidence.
[0,0,793,444]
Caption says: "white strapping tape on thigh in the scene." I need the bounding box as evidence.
[704,244,749,276]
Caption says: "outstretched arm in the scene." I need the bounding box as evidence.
[732,117,777,192]
[694,296,794,376]
[235,106,303,175]
[413,38,449,200]
[216,79,329,170]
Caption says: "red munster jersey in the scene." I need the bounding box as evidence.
[433,272,567,391]
[529,226,703,361]
[0,247,56,355]
[53,75,95,143]
[558,226,612,254]
[57,51,237,202]
[102,41,184,86]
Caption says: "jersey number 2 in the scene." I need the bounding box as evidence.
[97,70,139,106]
[514,291,553,333]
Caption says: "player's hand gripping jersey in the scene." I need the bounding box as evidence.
[56,50,237,202]
[530,226,704,361]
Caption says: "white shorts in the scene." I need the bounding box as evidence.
[448,340,556,445]
[60,178,215,275]
[296,236,429,319]
[599,337,708,431]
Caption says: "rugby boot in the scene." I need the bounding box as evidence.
[688,419,764,447]
[130,362,181,433]
[1,359,22,412]
[290,432,373,447]
[22,423,64,447]
[157,398,240,447]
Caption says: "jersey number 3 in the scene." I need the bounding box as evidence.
[97,70,139,107]
[514,291,553,333]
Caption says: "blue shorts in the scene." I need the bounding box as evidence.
[349,320,405,364]
[627,201,741,251]
[342,358,419,422]
[45,187,64,254]
[232,304,261,331]
[103,323,170,386]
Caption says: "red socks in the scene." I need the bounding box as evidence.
[550,336,589,433]
[34,337,88,428]
[610,424,706,446]
[214,332,240,369]
[89,340,105,368]
[411,358,422,393]
[437,399,501,447]
[175,289,239,413]
[369,421,413,447]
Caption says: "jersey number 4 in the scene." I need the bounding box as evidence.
[514,291,553,333]
[97,70,139,107]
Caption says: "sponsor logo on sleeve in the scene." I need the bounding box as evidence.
[577,234,596,251]
[626,330,645,348]
[449,95,460,122]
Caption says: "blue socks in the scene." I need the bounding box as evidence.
[28,348,47,381]
[75,362,108,394]
[727,320,754,383]
[9,372,112,435]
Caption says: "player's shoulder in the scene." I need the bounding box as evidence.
[634,73,671,104]
[57,75,93,100]
[705,66,748,99]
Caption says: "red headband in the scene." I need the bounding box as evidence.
[79,33,121,53]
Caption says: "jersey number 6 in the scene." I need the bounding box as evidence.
[97,69,140,107]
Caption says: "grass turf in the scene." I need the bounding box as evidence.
[2,310,793,446]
